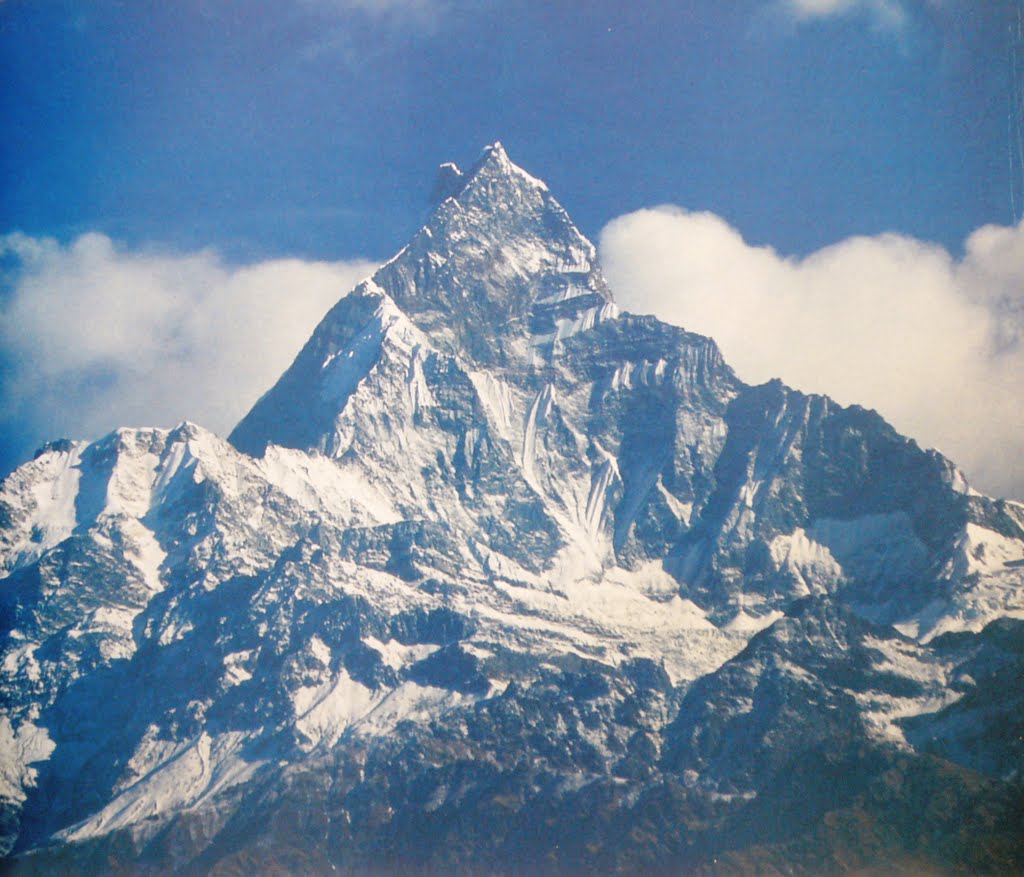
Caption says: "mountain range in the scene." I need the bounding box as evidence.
[2,143,1024,875]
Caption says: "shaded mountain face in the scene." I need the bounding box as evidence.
[2,144,1024,875]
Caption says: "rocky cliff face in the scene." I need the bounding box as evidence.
[2,144,1023,875]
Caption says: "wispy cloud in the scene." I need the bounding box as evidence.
[0,233,377,465]
[293,0,451,63]
[600,209,1024,501]
[776,0,909,31]
[298,0,447,25]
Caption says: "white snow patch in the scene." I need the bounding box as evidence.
[768,529,843,595]
[607,358,669,393]
[150,437,190,503]
[101,432,162,518]
[1,442,85,574]
[294,669,381,750]
[2,641,41,684]
[62,731,263,842]
[849,635,959,747]
[656,476,692,526]
[468,370,517,442]
[584,456,620,537]
[260,445,401,526]
[120,517,166,593]
[406,350,435,418]
[723,609,785,634]
[522,384,554,484]
[308,635,332,667]
[364,636,440,671]
[223,650,256,687]
[955,523,1024,575]
[0,718,55,803]
[157,619,194,646]
[356,682,472,736]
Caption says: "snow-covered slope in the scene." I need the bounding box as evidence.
[2,144,1023,875]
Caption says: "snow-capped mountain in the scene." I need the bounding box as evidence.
[2,144,1023,875]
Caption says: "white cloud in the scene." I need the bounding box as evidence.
[599,207,1024,501]
[777,0,909,30]
[0,232,377,456]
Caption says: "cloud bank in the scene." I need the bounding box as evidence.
[600,208,1024,501]
[4,218,1023,502]
[0,233,377,470]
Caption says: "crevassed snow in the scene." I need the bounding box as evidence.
[913,577,1024,642]
[808,512,928,585]
[468,559,746,684]
[898,524,1024,641]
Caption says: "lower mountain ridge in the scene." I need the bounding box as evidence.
[2,145,1023,875]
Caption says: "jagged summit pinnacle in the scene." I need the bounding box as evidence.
[462,141,547,191]
[428,143,545,209]
[374,142,614,360]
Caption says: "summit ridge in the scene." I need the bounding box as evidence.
[2,146,1024,875]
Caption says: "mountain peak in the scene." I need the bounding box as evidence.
[230,143,618,457]
[445,142,551,215]
[369,143,614,366]
[462,141,547,192]
[428,144,545,210]
[8,144,1024,876]
[483,139,506,158]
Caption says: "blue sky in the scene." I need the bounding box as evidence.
[3,0,1024,498]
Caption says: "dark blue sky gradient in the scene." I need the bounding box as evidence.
[1,0,1015,262]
